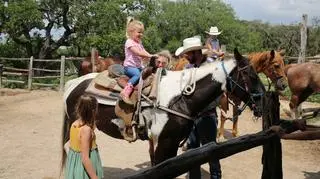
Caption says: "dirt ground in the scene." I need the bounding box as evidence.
[0,89,319,179]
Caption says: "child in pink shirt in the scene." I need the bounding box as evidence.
[121,17,157,104]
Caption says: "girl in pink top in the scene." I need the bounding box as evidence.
[121,17,157,104]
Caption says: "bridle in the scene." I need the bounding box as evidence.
[221,61,264,120]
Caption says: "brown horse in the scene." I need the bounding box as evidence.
[218,50,287,140]
[78,51,122,76]
[171,55,189,71]
[284,62,320,118]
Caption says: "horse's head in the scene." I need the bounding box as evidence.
[172,55,190,71]
[227,48,266,117]
[250,50,287,91]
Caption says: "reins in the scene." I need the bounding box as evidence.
[221,61,264,121]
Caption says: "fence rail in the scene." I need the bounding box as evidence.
[0,56,82,91]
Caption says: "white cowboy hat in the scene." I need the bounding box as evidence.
[205,26,222,36]
[175,36,205,56]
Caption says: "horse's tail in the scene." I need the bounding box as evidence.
[60,113,70,176]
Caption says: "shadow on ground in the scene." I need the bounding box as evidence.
[103,161,212,179]
[103,161,151,179]
[303,171,320,179]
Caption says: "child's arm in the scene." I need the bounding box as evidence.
[129,46,154,59]
[205,38,224,57]
[80,126,98,179]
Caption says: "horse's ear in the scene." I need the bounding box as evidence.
[270,50,275,59]
[234,48,242,61]
[279,49,285,56]
[149,56,157,68]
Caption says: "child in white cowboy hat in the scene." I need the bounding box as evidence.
[205,26,224,61]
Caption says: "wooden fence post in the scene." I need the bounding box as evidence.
[298,14,307,64]
[91,47,96,72]
[28,56,34,90]
[0,63,3,88]
[60,56,65,92]
[262,92,283,179]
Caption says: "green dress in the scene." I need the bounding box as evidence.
[65,125,104,179]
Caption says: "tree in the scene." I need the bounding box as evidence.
[0,0,95,59]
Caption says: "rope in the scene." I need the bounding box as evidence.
[180,68,197,95]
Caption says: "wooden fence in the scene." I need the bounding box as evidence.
[0,56,84,91]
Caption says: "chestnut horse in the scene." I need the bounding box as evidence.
[62,49,265,171]
[284,62,320,118]
[218,50,287,140]
[78,51,122,76]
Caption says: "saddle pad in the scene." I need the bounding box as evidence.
[108,64,125,78]
[85,80,120,100]
[94,70,122,92]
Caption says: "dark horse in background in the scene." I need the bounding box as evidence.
[61,49,265,172]
[284,62,320,118]
[218,50,287,140]
[78,50,123,76]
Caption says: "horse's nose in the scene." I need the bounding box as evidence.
[276,78,287,91]
[252,104,263,117]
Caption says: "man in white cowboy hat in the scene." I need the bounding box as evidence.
[175,36,208,68]
[205,26,224,61]
[175,36,222,179]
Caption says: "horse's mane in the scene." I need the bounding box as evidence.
[248,51,270,64]
[247,51,284,72]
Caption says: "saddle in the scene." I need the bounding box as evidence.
[85,64,161,142]
[85,65,154,100]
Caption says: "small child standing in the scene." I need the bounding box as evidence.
[63,94,103,179]
[121,17,157,104]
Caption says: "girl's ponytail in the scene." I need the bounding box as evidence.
[126,16,134,38]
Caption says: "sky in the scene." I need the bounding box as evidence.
[223,0,320,25]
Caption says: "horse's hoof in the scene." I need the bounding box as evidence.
[217,136,226,143]
[232,132,239,137]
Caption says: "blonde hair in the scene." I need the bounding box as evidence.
[157,50,172,64]
[75,94,98,128]
[126,16,144,39]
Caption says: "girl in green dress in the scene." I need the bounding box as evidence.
[62,94,103,179]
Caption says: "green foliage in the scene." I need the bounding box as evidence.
[0,0,320,59]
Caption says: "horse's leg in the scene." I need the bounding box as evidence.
[232,101,240,137]
[291,88,314,119]
[218,93,228,142]
[289,94,299,119]
[153,138,179,166]
[148,139,156,166]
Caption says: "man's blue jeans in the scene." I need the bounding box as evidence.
[124,66,142,85]
[187,114,222,179]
